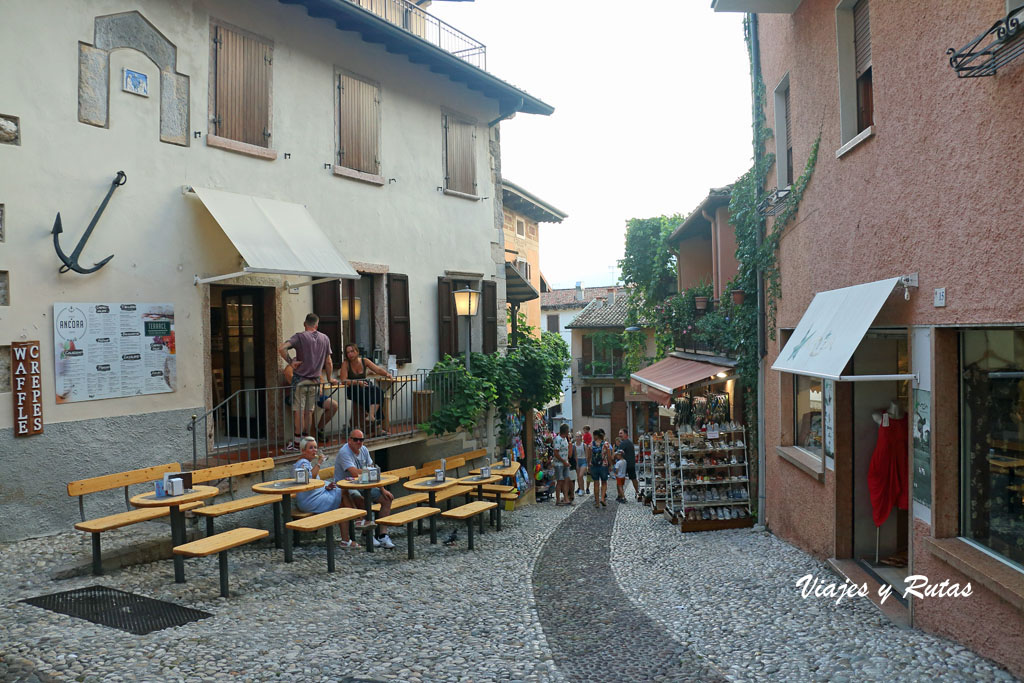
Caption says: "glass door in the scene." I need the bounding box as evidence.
[221,288,266,439]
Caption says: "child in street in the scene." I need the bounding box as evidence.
[613,449,627,503]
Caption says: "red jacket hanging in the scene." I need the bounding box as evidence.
[867,415,908,527]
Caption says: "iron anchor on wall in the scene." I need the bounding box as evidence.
[52,170,126,274]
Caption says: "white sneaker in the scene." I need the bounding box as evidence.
[378,534,395,549]
[372,536,381,547]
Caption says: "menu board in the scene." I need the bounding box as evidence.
[53,303,176,403]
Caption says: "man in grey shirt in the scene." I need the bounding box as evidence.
[278,312,336,452]
[335,429,395,548]
[618,428,640,501]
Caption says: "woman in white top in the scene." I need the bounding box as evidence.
[573,432,589,495]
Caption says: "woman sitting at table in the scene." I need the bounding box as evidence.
[338,343,392,434]
[294,436,356,548]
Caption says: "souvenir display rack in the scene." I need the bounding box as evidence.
[645,424,753,532]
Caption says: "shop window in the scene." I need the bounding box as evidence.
[209,20,274,154]
[443,112,476,196]
[960,328,1024,568]
[794,374,823,457]
[336,70,381,177]
[592,386,615,416]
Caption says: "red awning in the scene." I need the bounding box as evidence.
[629,357,732,407]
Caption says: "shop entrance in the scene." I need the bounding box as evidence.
[851,331,910,591]
[210,286,268,441]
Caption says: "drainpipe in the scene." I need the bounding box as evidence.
[748,12,768,528]
[703,208,717,299]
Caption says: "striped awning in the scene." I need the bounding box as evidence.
[630,357,732,407]
[505,262,539,304]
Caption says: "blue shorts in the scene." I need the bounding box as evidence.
[590,466,609,482]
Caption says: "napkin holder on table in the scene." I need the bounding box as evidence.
[368,466,380,483]
[167,477,184,496]
[434,469,445,482]
[295,468,310,484]
[481,466,491,478]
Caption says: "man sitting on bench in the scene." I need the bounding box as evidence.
[335,430,395,549]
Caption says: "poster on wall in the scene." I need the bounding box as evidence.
[53,303,176,403]
[11,341,43,436]
[823,379,835,459]
[912,388,932,508]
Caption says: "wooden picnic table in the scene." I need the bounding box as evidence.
[456,474,503,534]
[337,473,400,552]
[130,485,220,583]
[470,461,521,478]
[404,476,462,544]
[251,478,324,562]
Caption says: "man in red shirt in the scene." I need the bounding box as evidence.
[278,313,337,452]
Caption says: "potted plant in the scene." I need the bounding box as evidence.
[731,289,745,306]
[694,296,709,311]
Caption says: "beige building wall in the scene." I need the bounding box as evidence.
[502,207,541,334]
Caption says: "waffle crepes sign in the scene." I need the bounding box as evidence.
[12,340,43,436]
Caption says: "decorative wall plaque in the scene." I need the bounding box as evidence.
[12,341,43,436]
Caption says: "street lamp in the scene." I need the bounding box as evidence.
[453,287,480,371]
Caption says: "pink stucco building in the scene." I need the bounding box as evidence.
[715,0,1024,675]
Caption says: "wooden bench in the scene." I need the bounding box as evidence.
[190,458,280,540]
[374,507,441,559]
[173,527,269,597]
[69,463,205,576]
[441,500,497,550]
[286,508,366,572]
[470,484,517,531]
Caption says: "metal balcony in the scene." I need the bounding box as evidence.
[347,0,486,69]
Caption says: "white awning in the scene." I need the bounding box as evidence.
[772,277,903,380]
[191,186,359,284]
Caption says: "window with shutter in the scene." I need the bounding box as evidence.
[337,71,381,176]
[784,86,793,186]
[547,315,559,333]
[853,0,873,133]
[211,21,272,149]
[437,277,457,359]
[516,218,525,237]
[387,274,411,365]
[581,387,592,417]
[312,281,342,365]
[482,280,497,354]
[443,113,476,196]
[773,73,793,188]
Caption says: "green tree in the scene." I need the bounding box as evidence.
[618,215,680,306]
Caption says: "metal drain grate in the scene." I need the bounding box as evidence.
[21,585,211,635]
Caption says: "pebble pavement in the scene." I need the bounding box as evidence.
[610,501,1020,682]
[0,494,1020,682]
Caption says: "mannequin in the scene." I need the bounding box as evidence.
[867,398,909,566]
[872,400,906,426]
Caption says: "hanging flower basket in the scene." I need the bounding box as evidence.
[694,296,709,311]
[731,289,745,306]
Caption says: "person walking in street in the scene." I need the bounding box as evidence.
[278,313,337,453]
[617,428,641,501]
[553,424,572,506]
[613,449,628,503]
[573,432,589,495]
[590,428,612,507]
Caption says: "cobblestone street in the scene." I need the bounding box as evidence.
[0,497,1019,682]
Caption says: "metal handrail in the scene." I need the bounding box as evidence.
[187,369,460,468]
[347,0,486,70]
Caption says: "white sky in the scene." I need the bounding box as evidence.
[429,0,755,291]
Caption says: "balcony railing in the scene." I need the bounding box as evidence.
[576,357,627,379]
[187,369,461,468]
[349,0,486,69]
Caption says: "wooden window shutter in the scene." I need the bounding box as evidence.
[581,387,592,417]
[387,273,412,365]
[582,335,593,367]
[853,0,871,77]
[784,86,792,150]
[444,114,476,195]
[312,281,342,365]
[547,315,559,333]
[213,24,272,147]
[437,277,456,359]
[338,72,380,175]
[482,280,497,354]
[613,386,625,402]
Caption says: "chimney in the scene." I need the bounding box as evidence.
[574,281,584,301]
[607,288,616,306]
